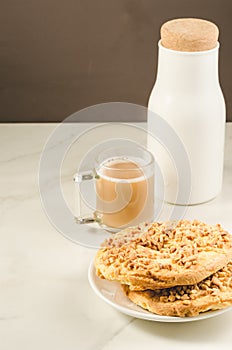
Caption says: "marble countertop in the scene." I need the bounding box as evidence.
[1,122,232,350]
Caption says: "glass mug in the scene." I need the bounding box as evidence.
[74,146,155,232]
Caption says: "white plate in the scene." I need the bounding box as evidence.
[88,260,232,323]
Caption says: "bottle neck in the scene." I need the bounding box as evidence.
[155,41,220,91]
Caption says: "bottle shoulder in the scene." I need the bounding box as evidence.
[149,84,225,107]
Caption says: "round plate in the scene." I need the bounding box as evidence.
[88,260,232,322]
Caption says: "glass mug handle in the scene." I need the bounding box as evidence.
[73,170,100,224]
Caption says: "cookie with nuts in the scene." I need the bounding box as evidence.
[122,261,232,317]
[95,220,232,291]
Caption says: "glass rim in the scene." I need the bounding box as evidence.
[95,145,154,171]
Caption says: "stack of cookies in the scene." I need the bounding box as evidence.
[94,220,232,317]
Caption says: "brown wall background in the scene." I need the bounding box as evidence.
[0,0,231,122]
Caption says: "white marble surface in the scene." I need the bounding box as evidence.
[0,122,232,350]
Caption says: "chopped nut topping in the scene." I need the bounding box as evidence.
[146,262,232,303]
[97,220,232,291]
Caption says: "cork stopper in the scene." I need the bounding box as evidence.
[161,18,219,52]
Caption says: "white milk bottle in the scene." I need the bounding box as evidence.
[148,18,225,205]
